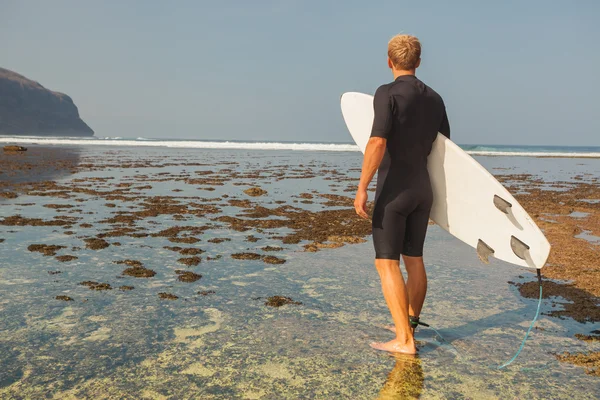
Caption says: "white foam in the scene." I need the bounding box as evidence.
[467,151,600,158]
[0,137,359,152]
[1,136,599,157]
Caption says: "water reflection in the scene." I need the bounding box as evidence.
[377,354,423,400]
[0,145,81,187]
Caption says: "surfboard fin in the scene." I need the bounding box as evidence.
[494,195,524,230]
[477,239,495,264]
[493,195,512,214]
[511,236,536,268]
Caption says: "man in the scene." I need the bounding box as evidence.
[354,34,450,354]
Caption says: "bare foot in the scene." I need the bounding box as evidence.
[370,338,417,354]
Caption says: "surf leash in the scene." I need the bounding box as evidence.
[414,269,545,369]
[496,269,543,370]
[409,315,429,329]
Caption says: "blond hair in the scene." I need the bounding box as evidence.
[388,34,421,70]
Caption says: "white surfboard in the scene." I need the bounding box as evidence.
[341,92,551,269]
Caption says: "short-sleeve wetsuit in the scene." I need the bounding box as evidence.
[370,75,450,259]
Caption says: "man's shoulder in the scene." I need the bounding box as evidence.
[374,82,394,96]
[417,79,445,103]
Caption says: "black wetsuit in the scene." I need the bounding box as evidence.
[370,75,450,259]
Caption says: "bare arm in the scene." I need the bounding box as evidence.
[358,137,386,191]
[354,137,386,219]
[354,85,392,219]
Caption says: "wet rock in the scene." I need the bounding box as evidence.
[3,145,27,152]
[178,256,201,266]
[48,271,62,275]
[208,238,230,243]
[262,255,286,265]
[198,290,216,296]
[28,244,66,256]
[180,248,205,255]
[514,280,600,323]
[163,246,183,252]
[0,191,18,199]
[168,237,200,244]
[246,235,260,242]
[114,259,143,268]
[244,187,267,197]
[79,281,112,291]
[122,266,156,278]
[119,286,134,291]
[56,255,78,262]
[56,295,73,301]
[262,246,283,252]
[303,244,319,252]
[229,199,253,208]
[1,215,77,227]
[100,214,139,225]
[327,235,367,244]
[231,252,261,260]
[84,238,110,250]
[158,292,178,300]
[556,351,600,376]
[264,296,302,307]
[575,334,600,342]
[176,270,202,282]
[44,204,73,209]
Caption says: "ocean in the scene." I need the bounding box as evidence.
[1,135,600,158]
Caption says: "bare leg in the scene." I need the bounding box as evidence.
[385,256,427,336]
[370,258,416,354]
[403,255,427,318]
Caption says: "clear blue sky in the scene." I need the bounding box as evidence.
[2,0,598,145]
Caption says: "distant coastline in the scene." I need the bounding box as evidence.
[0,67,93,137]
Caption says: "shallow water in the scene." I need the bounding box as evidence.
[1,147,599,399]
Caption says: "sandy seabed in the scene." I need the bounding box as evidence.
[0,145,599,399]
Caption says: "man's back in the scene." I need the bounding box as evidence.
[371,75,449,174]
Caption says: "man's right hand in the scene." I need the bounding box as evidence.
[354,189,369,219]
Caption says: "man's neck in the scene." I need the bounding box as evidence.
[393,69,416,79]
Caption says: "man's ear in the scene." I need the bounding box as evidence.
[415,58,421,69]
[387,57,393,69]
